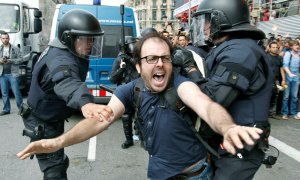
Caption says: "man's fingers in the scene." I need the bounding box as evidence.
[19,152,33,160]
[225,126,243,149]
[236,127,262,148]
[17,144,36,160]
[222,141,236,155]
[236,127,255,146]
[249,127,263,139]
[97,106,114,122]
[17,139,59,160]
[223,126,263,155]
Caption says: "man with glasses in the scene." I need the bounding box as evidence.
[18,33,263,179]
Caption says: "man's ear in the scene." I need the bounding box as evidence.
[135,63,141,74]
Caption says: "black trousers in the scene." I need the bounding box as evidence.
[213,147,264,180]
[22,113,66,172]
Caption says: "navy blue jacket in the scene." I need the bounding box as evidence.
[202,38,274,125]
[27,46,93,121]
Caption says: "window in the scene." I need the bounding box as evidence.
[152,0,157,8]
[138,11,142,20]
[171,11,174,20]
[162,0,167,7]
[152,10,157,20]
[161,10,166,17]
[101,25,133,58]
[0,5,20,33]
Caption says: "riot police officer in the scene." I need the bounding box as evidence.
[139,27,157,38]
[110,36,139,149]
[191,0,274,179]
[19,9,106,180]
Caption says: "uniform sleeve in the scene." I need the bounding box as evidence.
[201,44,266,106]
[48,53,94,110]
[211,45,257,91]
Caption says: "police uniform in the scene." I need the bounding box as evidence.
[201,38,273,180]
[187,0,276,178]
[21,40,94,179]
[110,52,139,148]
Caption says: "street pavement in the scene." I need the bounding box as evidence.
[0,98,299,180]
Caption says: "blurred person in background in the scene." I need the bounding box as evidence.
[0,32,23,116]
[281,40,300,120]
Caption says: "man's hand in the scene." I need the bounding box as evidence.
[288,73,297,78]
[222,125,263,154]
[81,103,114,120]
[17,139,61,160]
[0,58,5,64]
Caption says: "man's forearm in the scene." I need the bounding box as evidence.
[206,101,236,135]
[57,118,112,148]
[178,81,236,135]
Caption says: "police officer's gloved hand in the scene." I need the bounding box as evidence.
[172,47,196,76]
[119,53,134,65]
[188,70,206,85]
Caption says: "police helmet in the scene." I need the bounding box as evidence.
[57,9,104,59]
[119,36,137,54]
[140,27,157,38]
[192,0,265,46]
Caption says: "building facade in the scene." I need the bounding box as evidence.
[126,0,180,34]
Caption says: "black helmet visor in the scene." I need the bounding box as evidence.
[73,35,104,58]
[192,11,211,47]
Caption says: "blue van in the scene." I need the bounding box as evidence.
[50,4,140,103]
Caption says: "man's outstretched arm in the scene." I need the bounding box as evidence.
[177,81,263,154]
[17,96,125,160]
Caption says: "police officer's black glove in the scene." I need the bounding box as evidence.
[119,53,134,65]
[188,70,206,85]
[172,47,196,76]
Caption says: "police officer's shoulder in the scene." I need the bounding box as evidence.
[217,39,259,68]
[48,38,68,49]
[45,49,76,70]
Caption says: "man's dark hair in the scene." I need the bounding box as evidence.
[268,41,278,48]
[1,32,9,38]
[178,34,187,39]
[133,32,173,64]
[289,39,299,47]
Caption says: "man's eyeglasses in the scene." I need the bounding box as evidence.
[140,55,172,64]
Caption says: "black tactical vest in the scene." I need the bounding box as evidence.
[205,39,274,126]
[27,47,73,122]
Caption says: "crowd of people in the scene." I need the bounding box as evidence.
[264,34,300,120]
[3,0,298,179]
[15,0,276,180]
